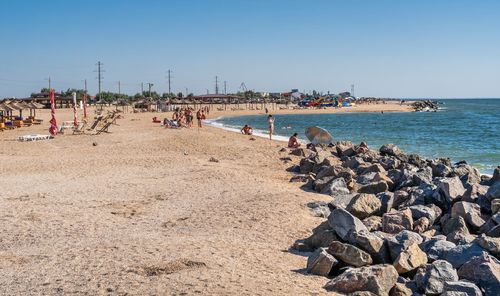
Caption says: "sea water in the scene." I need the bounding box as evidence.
[209,99,499,174]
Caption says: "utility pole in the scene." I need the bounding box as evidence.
[95,61,104,102]
[141,82,144,95]
[224,81,227,94]
[167,69,172,94]
[351,84,355,97]
[48,77,51,91]
[185,88,188,97]
[146,83,154,97]
[84,79,87,94]
[215,76,219,94]
[118,81,121,95]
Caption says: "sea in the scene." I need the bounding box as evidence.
[206,99,499,174]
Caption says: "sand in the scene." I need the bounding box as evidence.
[0,102,409,295]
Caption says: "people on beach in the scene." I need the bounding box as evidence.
[196,109,204,128]
[241,124,253,135]
[288,133,301,148]
[267,114,274,140]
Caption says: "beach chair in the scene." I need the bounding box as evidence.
[72,122,87,135]
[18,134,52,142]
[88,116,103,131]
[95,122,112,135]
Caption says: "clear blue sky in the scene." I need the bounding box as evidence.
[1,0,499,98]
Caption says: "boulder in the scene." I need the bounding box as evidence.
[328,241,373,267]
[290,148,316,158]
[389,282,415,296]
[414,260,458,295]
[435,176,466,202]
[442,281,482,296]
[492,199,500,214]
[328,208,368,241]
[412,167,433,186]
[357,163,386,175]
[409,205,438,225]
[330,193,357,210]
[307,201,331,218]
[363,216,382,232]
[350,231,390,264]
[380,144,406,160]
[306,247,338,276]
[336,144,356,158]
[324,264,399,296]
[487,224,500,237]
[322,177,351,196]
[343,156,365,170]
[442,216,469,236]
[346,193,382,219]
[486,182,500,200]
[451,163,482,185]
[377,192,394,214]
[475,234,500,258]
[432,163,452,178]
[303,222,339,249]
[446,231,476,245]
[393,243,428,274]
[392,190,410,209]
[378,156,400,171]
[451,201,485,229]
[419,238,456,262]
[382,209,414,234]
[358,181,389,195]
[457,253,500,296]
[413,217,430,233]
[387,230,423,261]
[356,172,377,185]
[314,176,335,192]
[289,174,309,183]
[445,243,486,268]
[462,183,489,202]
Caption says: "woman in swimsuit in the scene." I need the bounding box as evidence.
[267,115,274,140]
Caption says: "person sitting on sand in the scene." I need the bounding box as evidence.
[288,133,301,148]
[241,125,253,135]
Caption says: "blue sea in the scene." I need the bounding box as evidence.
[209,99,500,174]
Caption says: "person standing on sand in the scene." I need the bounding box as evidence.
[267,114,274,140]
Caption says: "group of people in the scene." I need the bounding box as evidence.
[239,114,301,148]
[164,107,208,128]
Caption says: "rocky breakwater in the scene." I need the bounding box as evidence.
[411,100,439,112]
[286,142,500,295]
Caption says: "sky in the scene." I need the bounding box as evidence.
[1,0,499,98]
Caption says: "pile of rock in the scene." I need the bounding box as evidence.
[287,142,500,295]
[411,100,439,112]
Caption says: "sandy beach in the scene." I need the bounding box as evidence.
[0,102,410,295]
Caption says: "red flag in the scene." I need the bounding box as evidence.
[49,90,58,136]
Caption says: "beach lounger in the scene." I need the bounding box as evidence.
[95,122,112,135]
[88,116,103,130]
[73,122,87,135]
[18,134,52,142]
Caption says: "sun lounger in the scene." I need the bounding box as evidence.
[88,116,103,130]
[73,122,87,135]
[95,122,112,135]
[18,134,52,142]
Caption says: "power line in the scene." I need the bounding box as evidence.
[95,61,105,101]
[215,76,219,94]
[166,69,173,94]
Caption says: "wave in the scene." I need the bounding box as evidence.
[205,117,290,142]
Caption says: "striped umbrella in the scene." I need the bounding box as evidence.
[305,126,333,145]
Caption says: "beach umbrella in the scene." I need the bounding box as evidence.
[305,126,333,145]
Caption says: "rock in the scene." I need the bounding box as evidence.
[289,174,309,183]
[382,209,413,234]
[407,154,426,168]
[343,156,366,170]
[490,166,500,185]
[350,231,390,264]
[492,199,500,214]
[451,163,482,185]
[356,172,377,185]
[457,253,500,296]
[363,216,382,232]
[357,163,386,175]
[446,231,476,245]
[420,238,456,261]
[486,182,500,200]
[442,281,482,296]
[389,282,414,296]
[414,260,458,294]
[392,190,410,209]
[445,243,486,268]
[346,193,382,219]
[432,163,452,178]
[314,176,335,192]
[380,144,406,160]
[306,247,338,276]
[328,241,373,267]
[435,176,466,202]
[487,224,500,237]
[412,167,433,186]
[358,181,389,195]
[393,243,428,274]
[304,221,339,249]
[387,230,423,261]
[324,264,399,296]
[330,193,357,210]
[378,156,401,171]
[317,165,355,181]
[336,144,356,158]
[413,217,430,233]
[451,201,485,229]
[475,234,500,258]
[290,148,316,158]
[299,158,315,174]
[292,240,312,252]
[92,142,98,146]
[307,201,331,218]
[442,216,469,236]
[377,192,394,214]
[328,208,368,241]
[409,205,438,225]
[323,177,351,196]
[286,165,301,173]
[462,183,489,202]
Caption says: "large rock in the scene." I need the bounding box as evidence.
[358,181,389,195]
[299,158,315,174]
[442,281,482,296]
[377,192,394,214]
[380,144,406,160]
[323,177,351,196]
[357,163,386,175]
[330,193,357,210]
[363,216,382,232]
[324,264,399,295]
[387,230,423,261]
[445,243,486,268]
[306,247,338,276]
[462,183,489,202]
[435,176,466,202]
[414,260,458,294]
[412,167,433,186]
[420,238,456,262]
[451,201,485,229]
[328,241,373,267]
[392,190,410,209]
[290,148,315,158]
[475,234,500,258]
[378,156,400,171]
[382,209,413,234]
[350,231,390,264]
[486,182,500,200]
[442,216,469,236]
[451,163,482,185]
[346,193,382,219]
[343,156,365,170]
[328,208,368,241]
[314,176,335,192]
[336,144,356,157]
[389,282,415,296]
[409,205,438,225]
[393,243,428,274]
[458,253,500,296]
[303,221,339,249]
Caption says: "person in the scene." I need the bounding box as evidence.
[196,109,203,128]
[288,133,301,148]
[267,114,274,140]
[241,124,253,135]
